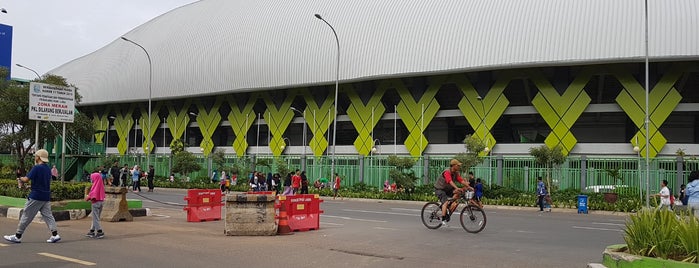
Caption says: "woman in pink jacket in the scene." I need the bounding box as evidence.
[86,168,106,238]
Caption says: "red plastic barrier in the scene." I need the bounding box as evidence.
[183,189,223,222]
[277,194,323,232]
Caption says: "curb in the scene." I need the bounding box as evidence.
[0,206,150,222]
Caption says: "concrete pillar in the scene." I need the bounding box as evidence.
[496,155,503,186]
[676,156,683,195]
[358,155,365,183]
[99,186,133,222]
[581,155,587,191]
[524,166,529,192]
[423,156,430,185]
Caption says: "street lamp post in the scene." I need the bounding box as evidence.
[643,0,650,208]
[281,137,291,153]
[314,13,340,181]
[16,64,41,80]
[121,37,152,170]
[291,107,307,171]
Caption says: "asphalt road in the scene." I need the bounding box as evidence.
[0,189,627,267]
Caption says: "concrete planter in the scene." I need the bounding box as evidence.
[603,244,698,268]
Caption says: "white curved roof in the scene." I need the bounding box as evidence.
[50,0,699,105]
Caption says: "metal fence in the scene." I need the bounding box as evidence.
[1,153,696,195]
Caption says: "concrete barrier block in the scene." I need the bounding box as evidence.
[225,194,277,236]
[100,186,133,222]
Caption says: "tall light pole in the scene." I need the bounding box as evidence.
[16,64,42,154]
[16,64,41,80]
[643,0,650,207]
[121,36,152,170]
[291,107,307,171]
[314,13,340,180]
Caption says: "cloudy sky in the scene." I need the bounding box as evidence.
[2,0,198,80]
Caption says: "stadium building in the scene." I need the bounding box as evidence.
[49,0,699,187]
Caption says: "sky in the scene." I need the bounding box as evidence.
[1,0,198,80]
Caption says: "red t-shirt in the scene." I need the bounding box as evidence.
[292,175,301,188]
[443,170,466,185]
[334,176,341,190]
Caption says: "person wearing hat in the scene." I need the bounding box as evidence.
[433,159,472,226]
[4,149,61,243]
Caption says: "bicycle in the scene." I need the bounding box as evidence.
[421,190,487,233]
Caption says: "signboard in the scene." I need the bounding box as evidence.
[28,82,75,123]
[0,23,12,79]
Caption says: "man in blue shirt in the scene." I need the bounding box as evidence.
[536,177,547,212]
[4,149,61,243]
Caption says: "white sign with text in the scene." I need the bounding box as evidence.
[28,82,75,123]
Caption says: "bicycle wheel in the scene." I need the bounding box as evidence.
[421,202,443,229]
[460,205,486,233]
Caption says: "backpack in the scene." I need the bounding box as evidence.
[670,194,675,206]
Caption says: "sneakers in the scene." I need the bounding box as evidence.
[4,234,21,243]
[46,235,61,243]
[86,231,104,239]
[441,221,449,227]
[442,214,450,222]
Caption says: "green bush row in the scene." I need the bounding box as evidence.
[0,179,90,201]
[625,208,698,263]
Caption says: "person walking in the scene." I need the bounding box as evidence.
[291,170,301,194]
[4,149,61,243]
[333,173,343,200]
[686,171,699,218]
[109,161,120,186]
[282,172,293,195]
[147,165,155,192]
[536,177,547,212]
[300,171,309,194]
[86,167,106,239]
[654,179,671,210]
[131,165,141,192]
[51,165,59,181]
[16,167,25,188]
[119,164,129,187]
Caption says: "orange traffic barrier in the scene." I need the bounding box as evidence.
[276,200,293,235]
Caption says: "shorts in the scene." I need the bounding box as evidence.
[435,189,454,204]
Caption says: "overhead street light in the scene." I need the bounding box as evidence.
[121,36,153,170]
[314,13,340,180]
[16,64,41,80]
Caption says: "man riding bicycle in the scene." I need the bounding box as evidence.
[434,159,473,225]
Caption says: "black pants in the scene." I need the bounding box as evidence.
[147,178,154,190]
[133,180,141,192]
[301,186,308,194]
[537,195,545,211]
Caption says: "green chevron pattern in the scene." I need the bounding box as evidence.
[166,100,192,144]
[227,95,257,156]
[112,105,135,155]
[138,103,162,155]
[300,89,336,157]
[193,99,224,156]
[381,79,439,157]
[529,68,594,155]
[92,111,109,144]
[262,91,297,156]
[345,85,386,156]
[613,64,689,158]
[454,74,511,156]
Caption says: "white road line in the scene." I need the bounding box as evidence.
[373,227,398,231]
[0,243,8,247]
[592,222,625,227]
[391,208,421,212]
[151,214,171,218]
[343,209,417,217]
[322,215,388,223]
[38,252,96,266]
[321,222,344,226]
[572,226,623,232]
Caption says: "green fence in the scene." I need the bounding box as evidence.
[2,153,696,196]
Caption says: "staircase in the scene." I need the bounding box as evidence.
[46,122,104,181]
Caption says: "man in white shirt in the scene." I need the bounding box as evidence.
[655,179,671,210]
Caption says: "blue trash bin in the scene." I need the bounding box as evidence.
[577,195,588,214]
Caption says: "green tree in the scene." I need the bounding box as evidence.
[275,158,290,178]
[171,151,201,179]
[453,134,486,174]
[387,155,420,190]
[0,69,94,171]
[211,149,226,171]
[169,139,184,155]
[529,145,567,192]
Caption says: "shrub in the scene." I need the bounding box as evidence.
[624,208,698,263]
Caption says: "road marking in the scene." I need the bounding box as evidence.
[343,209,417,217]
[572,226,623,232]
[592,222,625,227]
[38,253,96,266]
[516,230,536,234]
[391,208,421,212]
[321,222,344,226]
[373,227,398,231]
[322,215,388,223]
[0,243,8,247]
[151,214,171,218]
